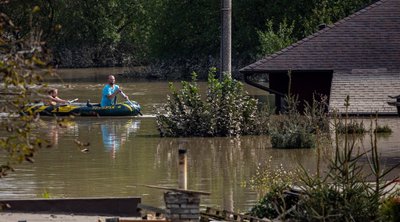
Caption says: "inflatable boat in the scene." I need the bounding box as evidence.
[24,101,141,117]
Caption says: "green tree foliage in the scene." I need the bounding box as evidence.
[0,0,138,44]
[303,0,375,35]
[234,0,373,60]
[0,0,374,65]
[147,0,220,59]
[0,8,53,177]
[233,0,314,60]
[257,20,296,57]
[0,0,154,62]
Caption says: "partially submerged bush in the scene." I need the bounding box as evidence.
[374,124,392,134]
[269,94,328,149]
[269,120,315,148]
[156,68,264,137]
[336,121,391,134]
[336,120,367,134]
[304,94,330,133]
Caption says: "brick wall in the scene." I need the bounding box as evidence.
[164,191,200,222]
[329,69,400,114]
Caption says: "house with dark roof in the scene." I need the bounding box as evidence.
[240,0,400,114]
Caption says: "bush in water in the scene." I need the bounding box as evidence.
[156,68,327,143]
[156,68,264,137]
[336,120,367,134]
[374,124,392,134]
[268,93,329,149]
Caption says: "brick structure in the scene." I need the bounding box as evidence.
[164,191,201,222]
[240,0,400,114]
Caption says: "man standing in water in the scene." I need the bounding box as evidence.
[101,75,128,107]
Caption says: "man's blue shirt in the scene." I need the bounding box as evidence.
[101,84,119,107]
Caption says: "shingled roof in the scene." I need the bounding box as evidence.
[240,0,400,73]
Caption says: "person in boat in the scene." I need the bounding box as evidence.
[100,75,128,107]
[44,88,69,106]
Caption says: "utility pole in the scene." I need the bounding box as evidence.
[220,0,232,79]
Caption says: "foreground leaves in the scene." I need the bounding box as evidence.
[0,10,52,177]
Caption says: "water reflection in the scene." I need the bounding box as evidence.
[100,119,140,158]
[40,118,141,158]
[39,119,79,146]
[1,116,399,211]
[153,136,319,211]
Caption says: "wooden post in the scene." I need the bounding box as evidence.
[220,0,232,79]
[178,148,187,190]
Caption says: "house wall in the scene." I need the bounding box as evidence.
[290,72,332,111]
[329,69,400,114]
[269,71,333,112]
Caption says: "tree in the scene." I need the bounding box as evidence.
[147,0,220,59]
[0,0,375,68]
[0,6,53,177]
[257,19,296,57]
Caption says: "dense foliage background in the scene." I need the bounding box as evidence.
[1,0,373,68]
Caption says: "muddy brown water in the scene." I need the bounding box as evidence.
[0,68,399,212]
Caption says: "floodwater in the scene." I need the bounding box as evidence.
[0,68,399,212]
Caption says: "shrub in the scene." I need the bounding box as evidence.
[294,170,379,221]
[156,68,263,137]
[269,122,315,148]
[303,94,330,134]
[269,94,328,149]
[246,158,297,219]
[245,157,295,196]
[380,195,400,222]
[250,190,281,219]
[374,124,392,134]
[336,120,367,134]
